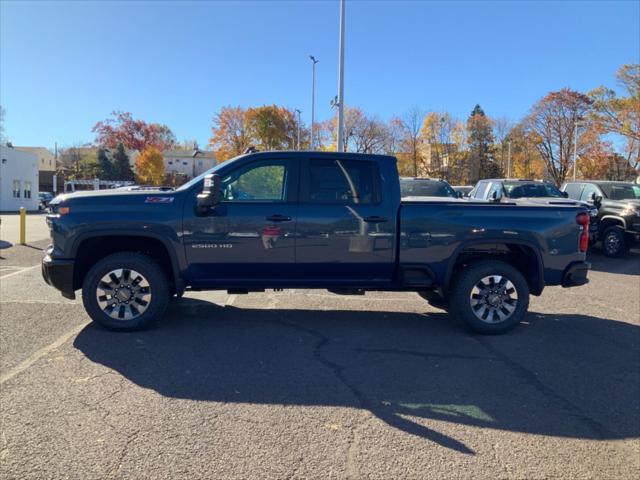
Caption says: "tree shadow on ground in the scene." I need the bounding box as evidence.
[74,299,640,455]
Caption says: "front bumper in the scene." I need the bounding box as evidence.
[42,253,76,299]
[561,261,590,287]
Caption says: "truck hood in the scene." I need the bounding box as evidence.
[49,189,178,212]
[602,198,640,209]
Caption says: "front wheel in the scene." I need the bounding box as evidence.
[601,226,627,257]
[82,252,170,331]
[449,261,529,334]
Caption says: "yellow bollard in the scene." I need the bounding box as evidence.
[19,207,26,245]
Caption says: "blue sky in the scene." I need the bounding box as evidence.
[1,0,638,150]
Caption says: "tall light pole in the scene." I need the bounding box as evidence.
[507,140,512,178]
[573,120,583,181]
[336,0,346,152]
[309,55,319,149]
[295,109,302,150]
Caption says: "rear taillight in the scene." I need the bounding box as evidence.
[576,212,589,253]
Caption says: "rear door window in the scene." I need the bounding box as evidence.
[307,159,380,204]
[474,181,490,199]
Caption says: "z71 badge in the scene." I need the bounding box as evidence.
[145,197,174,204]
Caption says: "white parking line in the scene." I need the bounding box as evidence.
[0,264,40,280]
[0,322,88,385]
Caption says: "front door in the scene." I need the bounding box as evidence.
[183,158,298,285]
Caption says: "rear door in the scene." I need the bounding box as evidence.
[295,156,396,284]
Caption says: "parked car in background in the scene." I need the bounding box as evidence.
[38,192,54,211]
[469,178,599,244]
[453,185,473,197]
[43,151,591,335]
[561,180,640,257]
[400,177,459,199]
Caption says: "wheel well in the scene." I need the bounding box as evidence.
[599,217,625,234]
[74,236,175,292]
[448,243,542,295]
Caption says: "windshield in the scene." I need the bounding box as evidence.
[175,155,242,192]
[599,183,640,200]
[504,182,563,199]
[400,179,457,198]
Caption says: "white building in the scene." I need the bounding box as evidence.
[0,145,40,211]
[163,150,216,178]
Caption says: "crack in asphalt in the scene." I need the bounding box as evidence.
[264,294,476,456]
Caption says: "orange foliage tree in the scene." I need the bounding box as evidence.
[135,147,165,186]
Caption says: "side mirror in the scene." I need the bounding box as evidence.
[196,174,222,213]
[592,193,603,207]
[491,190,502,202]
[561,191,569,198]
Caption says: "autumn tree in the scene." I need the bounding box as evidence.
[506,123,545,179]
[209,106,252,161]
[492,117,514,174]
[111,143,134,181]
[93,111,176,151]
[391,107,424,176]
[524,89,593,186]
[245,105,298,151]
[589,64,640,172]
[420,112,468,181]
[135,147,165,186]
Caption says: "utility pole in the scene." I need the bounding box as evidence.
[309,55,319,149]
[573,120,582,181]
[295,109,302,150]
[507,141,512,178]
[336,0,346,152]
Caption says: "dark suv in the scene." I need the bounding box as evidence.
[561,181,640,256]
[400,177,459,198]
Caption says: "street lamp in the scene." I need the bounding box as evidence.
[309,55,319,149]
[336,0,346,153]
[573,119,584,181]
[294,109,302,150]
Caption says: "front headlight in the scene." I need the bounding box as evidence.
[622,207,639,217]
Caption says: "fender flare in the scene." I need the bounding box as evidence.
[600,215,627,231]
[72,230,184,293]
[443,237,545,294]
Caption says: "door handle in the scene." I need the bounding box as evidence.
[266,214,292,222]
[363,216,388,223]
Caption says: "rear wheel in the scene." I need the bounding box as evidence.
[449,261,529,334]
[82,252,169,331]
[601,226,627,257]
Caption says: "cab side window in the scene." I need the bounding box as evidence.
[473,181,489,199]
[221,160,289,202]
[580,183,600,202]
[308,159,380,204]
[563,183,584,200]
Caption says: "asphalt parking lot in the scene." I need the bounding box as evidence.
[1,217,639,479]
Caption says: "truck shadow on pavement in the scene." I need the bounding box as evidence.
[587,249,640,276]
[74,300,640,455]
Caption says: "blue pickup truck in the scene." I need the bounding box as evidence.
[43,151,590,334]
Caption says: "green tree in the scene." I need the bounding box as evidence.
[467,105,501,181]
[96,147,115,180]
[111,143,134,181]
